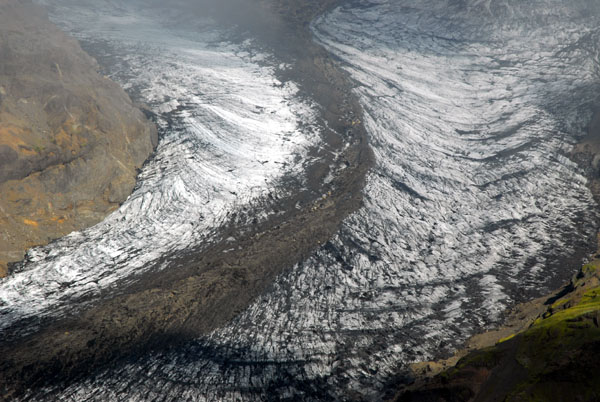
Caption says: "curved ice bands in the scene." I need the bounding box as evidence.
[0,2,319,336]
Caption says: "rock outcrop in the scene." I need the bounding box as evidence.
[0,0,157,276]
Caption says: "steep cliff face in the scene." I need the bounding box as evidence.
[0,0,157,276]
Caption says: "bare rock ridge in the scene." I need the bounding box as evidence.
[0,0,158,276]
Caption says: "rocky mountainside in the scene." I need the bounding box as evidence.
[0,0,157,276]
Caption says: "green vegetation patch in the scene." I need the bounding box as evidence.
[456,347,503,370]
[503,281,600,401]
[582,262,600,275]
[533,287,600,330]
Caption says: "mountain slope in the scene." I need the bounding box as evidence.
[0,0,157,276]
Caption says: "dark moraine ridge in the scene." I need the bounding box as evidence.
[0,0,374,398]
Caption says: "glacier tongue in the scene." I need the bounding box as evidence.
[0,1,319,337]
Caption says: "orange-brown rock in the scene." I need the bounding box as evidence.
[0,0,157,276]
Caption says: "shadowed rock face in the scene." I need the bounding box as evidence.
[0,0,157,276]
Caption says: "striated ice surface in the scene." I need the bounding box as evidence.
[13,0,600,401]
[0,1,320,335]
